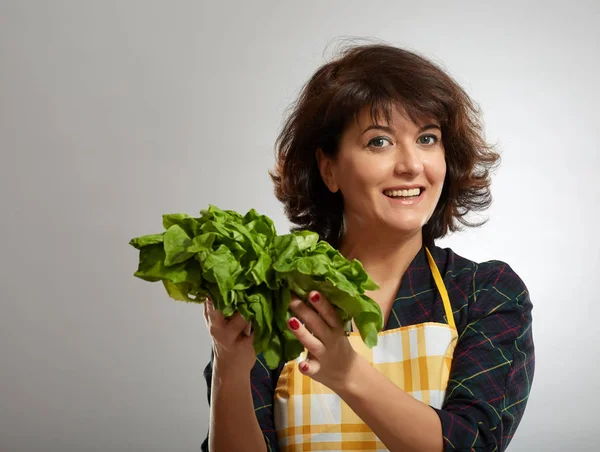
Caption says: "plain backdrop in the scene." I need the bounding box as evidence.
[1,1,599,451]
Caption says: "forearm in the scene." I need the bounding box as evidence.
[336,357,443,452]
[209,368,268,452]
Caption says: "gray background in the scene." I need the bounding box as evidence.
[1,1,598,451]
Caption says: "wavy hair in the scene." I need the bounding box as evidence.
[270,42,500,247]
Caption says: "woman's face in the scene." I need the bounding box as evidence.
[318,105,446,237]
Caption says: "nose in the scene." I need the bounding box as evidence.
[393,144,424,176]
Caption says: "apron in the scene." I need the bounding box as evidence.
[273,247,458,452]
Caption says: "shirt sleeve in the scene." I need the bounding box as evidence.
[201,350,283,451]
[433,261,535,451]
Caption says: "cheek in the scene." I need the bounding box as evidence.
[336,155,385,191]
[435,164,447,188]
[423,155,447,188]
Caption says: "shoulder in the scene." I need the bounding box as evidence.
[430,245,533,327]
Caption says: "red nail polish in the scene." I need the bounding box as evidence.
[288,318,301,330]
[310,293,320,303]
[300,362,309,372]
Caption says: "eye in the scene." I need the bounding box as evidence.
[418,134,439,146]
[367,136,393,149]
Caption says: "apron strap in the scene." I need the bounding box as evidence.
[425,247,456,330]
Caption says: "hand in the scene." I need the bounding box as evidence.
[203,298,256,379]
[288,291,360,391]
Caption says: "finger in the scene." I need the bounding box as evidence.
[289,295,332,343]
[307,291,344,330]
[205,298,226,328]
[203,301,210,326]
[240,329,256,348]
[242,321,252,336]
[227,312,251,336]
[204,302,226,341]
[288,316,325,358]
[299,357,321,376]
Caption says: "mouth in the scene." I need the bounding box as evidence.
[382,187,425,199]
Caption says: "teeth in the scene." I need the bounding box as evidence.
[384,188,422,198]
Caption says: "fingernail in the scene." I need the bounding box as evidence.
[300,362,309,372]
[288,318,301,331]
[310,292,320,303]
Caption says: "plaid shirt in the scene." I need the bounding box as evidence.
[201,244,535,451]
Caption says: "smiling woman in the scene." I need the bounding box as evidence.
[315,109,447,242]
[201,43,534,452]
[271,44,500,250]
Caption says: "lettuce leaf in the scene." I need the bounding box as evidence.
[272,231,383,348]
[129,205,383,368]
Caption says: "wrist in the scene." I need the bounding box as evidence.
[212,362,252,386]
[335,353,369,397]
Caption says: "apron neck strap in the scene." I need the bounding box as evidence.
[425,247,456,330]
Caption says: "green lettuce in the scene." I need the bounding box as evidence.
[129,205,383,369]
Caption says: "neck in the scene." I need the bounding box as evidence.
[338,224,424,291]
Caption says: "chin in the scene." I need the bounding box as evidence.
[384,219,426,237]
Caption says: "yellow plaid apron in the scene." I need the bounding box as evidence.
[273,247,458,451]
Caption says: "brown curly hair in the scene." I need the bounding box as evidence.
[270,42,500,248]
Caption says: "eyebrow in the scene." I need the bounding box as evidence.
[361,123,441,135]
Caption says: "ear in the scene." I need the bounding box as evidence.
[316,148,339,193]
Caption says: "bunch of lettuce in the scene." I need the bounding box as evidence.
[129,205,383,369]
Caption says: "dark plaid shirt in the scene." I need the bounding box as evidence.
[202,244,535,451]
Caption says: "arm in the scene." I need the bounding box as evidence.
[433,263,535,451]
[201,351,282,452]
[338,357,444,451]
[337,262,535,452]
[287,292,444,451]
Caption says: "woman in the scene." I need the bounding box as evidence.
[201,43,535,452]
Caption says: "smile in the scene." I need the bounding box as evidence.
[382,187,425,205]
[383,188,423,199]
